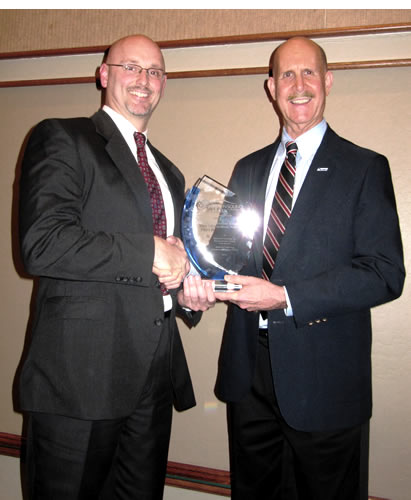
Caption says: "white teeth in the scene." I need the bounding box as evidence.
[130,90,149,98]
[291,97,311,104]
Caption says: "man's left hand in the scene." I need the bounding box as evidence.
[177,275,216,312]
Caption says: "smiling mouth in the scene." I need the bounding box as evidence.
[288,93,314,104]
[129,87,150,99]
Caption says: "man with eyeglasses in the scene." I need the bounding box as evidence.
[18,34,215,500]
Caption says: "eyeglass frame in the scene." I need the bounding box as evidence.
[106,63,166,80]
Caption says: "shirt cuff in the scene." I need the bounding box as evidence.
[284,286,293,317]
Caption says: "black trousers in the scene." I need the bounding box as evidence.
[227,334,369,500]
[24,316,173,500]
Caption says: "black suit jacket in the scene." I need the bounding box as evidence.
[215,126,405,432]
[19,109,196,420]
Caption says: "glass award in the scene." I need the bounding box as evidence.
[181,175,259,291]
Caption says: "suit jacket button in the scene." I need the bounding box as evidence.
[308,321,314,326]
[135,276,142,283]
[322,318,327,322]
[315,319,321,324]
[154,318,163,327]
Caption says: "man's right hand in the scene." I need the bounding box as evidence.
[152,236,190,289]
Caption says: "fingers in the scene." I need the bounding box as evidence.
[179,275,216,311]
[218,276,287,311]
[153,236,189,288]
[158,266,187,290]
[214,291,238,301]
[224,274,257,285]
[166,235,184,249]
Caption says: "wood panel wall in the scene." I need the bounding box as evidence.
[0,9,410,53]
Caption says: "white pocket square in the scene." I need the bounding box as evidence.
[317,167,328,172]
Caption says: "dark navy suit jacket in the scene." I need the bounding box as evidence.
[215,126,405,432]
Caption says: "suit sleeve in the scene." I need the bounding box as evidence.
[287,153,405,326]
[19,119,155,286]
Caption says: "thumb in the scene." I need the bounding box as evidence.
[166,235,178,245]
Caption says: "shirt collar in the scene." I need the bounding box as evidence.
[102,105,148,140]
[281,119,327,159]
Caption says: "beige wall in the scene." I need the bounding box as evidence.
[1,9,411,500]
[0,9,410,52]
[1,61,411,500]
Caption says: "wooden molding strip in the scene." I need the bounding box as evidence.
[0,76,96,88]
[0,432,392,499]
[0,23,410,60]
[330,58,411,71]
[0,432,22,458]
[166,461,230,496]
[1,58,410,89]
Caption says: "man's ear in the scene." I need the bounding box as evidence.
[99,63,109,89]
[267,76,276,100]
[160,75,167,98]
[324,70,333,96]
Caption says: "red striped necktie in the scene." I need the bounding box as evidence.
[262,141,298,281]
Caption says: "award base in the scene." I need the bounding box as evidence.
[212,280,242,292]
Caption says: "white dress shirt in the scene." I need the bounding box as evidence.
[260,120,328,326]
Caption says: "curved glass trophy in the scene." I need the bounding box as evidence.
[181,175,259,291]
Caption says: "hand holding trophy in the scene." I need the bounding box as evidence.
[181,176,259,291]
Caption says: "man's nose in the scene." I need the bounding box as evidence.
[135,68,149,84]
[294,73,305,91]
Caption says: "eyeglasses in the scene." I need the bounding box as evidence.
[106,63,166,80]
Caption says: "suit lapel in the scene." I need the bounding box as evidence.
[92,110,155,226]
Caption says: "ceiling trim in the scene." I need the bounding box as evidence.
[1,24,410,88]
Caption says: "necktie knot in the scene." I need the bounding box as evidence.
[134,131,146,151]
[285,141,298,164]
